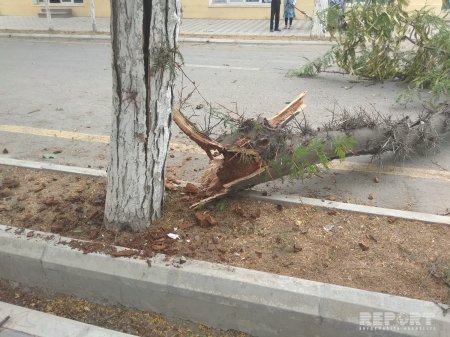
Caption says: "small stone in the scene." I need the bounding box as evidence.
[358,242,370,251]
[293,244,302,253]
[323,224,336,232]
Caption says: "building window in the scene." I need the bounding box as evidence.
[211,0,271,4]
[38,0,84,4]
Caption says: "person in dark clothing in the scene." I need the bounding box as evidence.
[270,0,281,32]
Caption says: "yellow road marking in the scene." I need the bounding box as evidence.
[0,124,109,143]
[0,124,203,154]
[1,124,449,181]
[329,161,450,182]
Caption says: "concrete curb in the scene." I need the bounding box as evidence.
[178,37,334,46]
[0,302,137,337]
[1,157,449,225]
[0,157,106,177]
[0,32,110,41]
[0,225,449,337]
[240,191,450,226]
[0,32,334,45]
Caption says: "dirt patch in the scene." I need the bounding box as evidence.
[0,164,449,306]
[0,279,248,337]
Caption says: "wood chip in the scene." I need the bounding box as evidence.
[42,196,59,206]
[195,211,218,227]
[110,249,137,257]
[178,223,193,230]
[358,242,370,251]
[183,183,200,194]
[164,181,177,191]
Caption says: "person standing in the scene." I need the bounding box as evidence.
[284,0,296,29]
[270,0,281,32]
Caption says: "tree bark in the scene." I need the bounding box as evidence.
[105,0,181,232]
[89,0,97,32]
[173,93,450,208]
[310,0,327,39]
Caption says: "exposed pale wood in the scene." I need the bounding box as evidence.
[173,110,225,159]
[267,91,307,128]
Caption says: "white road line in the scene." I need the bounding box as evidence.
[185,63,259,71]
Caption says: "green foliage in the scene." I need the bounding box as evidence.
[212,199,228,211]
[285,135,357,179]
[288,50,336,77]
[202,104,240,136]
[151,43,184,78]
[334,135,357,160]
[294,1,450,102]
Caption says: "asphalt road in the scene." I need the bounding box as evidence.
[0,37,449,215]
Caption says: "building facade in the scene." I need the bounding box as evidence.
[0,0,446,19]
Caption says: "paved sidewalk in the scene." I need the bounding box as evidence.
[0,16,314,39]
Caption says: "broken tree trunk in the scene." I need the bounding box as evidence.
[173,92,450,208]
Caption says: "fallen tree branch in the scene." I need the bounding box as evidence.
[173,93,450,208]
[173,109,225,159]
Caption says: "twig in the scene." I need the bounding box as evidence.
[437,208,450,216]
[294,6,312,20]
[431,160,448,171]
[0,315,10,327]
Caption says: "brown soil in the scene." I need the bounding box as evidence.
[0,164,449,307]
[0,279,248,337]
